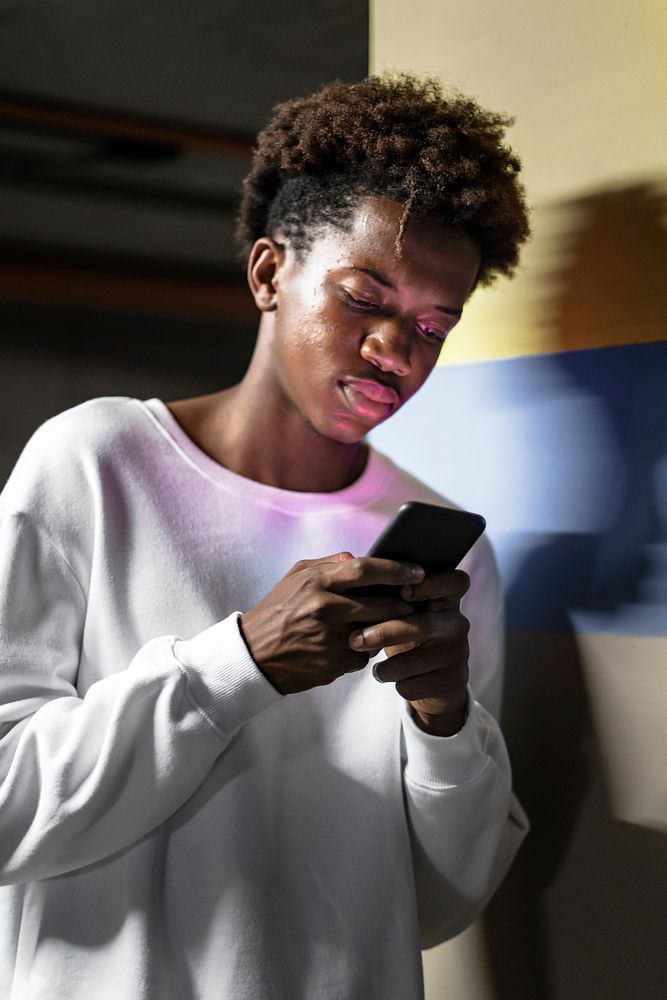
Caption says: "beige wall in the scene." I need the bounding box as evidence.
[372,0,667,364]
[371,3,667,998]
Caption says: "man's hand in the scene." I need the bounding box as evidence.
[240,552,423,695]
[348,570,471,737]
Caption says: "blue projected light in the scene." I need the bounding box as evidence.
[370,342,667,636]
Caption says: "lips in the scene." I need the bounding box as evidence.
[342,378,400,406]
[339,378,400,421]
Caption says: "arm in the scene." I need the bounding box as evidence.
[401,695,529,947]
[0,491,427,887]
[0,510,282,885]
[352,538,528,946]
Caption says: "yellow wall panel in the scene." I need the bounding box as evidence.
[371,0,667,363]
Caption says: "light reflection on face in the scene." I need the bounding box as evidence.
[264,195,481,445]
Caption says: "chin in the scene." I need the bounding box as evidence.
[325,415,378,445]
[305,399,392,445]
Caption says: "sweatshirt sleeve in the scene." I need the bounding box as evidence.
[400,533,528,948]
[401,696,529,948]
[0,509,283,886]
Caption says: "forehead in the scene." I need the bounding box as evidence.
[302,195,481,294]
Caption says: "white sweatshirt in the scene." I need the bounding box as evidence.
[0,397,527,1000]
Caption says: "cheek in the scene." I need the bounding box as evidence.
[281,322,341,394]
[299,314,352,372]
[290,298,337,343]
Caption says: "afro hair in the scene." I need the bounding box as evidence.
[236,74,530,287]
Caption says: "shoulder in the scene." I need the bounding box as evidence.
[7,396,148,455]
[368,445,497,567]
[27,396,150,454]
[369,446,467,510]
[0,397,154,518]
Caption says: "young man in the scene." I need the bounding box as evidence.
[0,76,530,999]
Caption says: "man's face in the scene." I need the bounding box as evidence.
[258,195,481,445]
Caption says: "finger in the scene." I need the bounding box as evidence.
[349,609,469,653]
[342,594,417,624]
[289,551,355,576]
[324,556,425,594]
[400,569,470,604]
[375,639,469,684]
[385,640,420,657]
[349,616,424,652]
[294,591,415,631]
[395,661,469,704]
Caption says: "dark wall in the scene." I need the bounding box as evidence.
[0,301,256,486]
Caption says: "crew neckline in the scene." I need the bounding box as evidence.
[139,397,390,514]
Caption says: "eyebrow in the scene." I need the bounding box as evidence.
[350,266,462,318]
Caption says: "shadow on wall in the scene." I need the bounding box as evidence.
[482,184,667,1000]
[550,184,667,353]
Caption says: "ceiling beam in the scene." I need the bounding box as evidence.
[0,250,257,323]
[0,91,255,159]
[0,163,240,214]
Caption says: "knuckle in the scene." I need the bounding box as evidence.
[303,566,325,591]
[345,598,363,620]
[309,593,330,621]
[457,613,471,636]
[396,677,421,701]
[426,614,441,641]
[292,558,316,575]
[309,604,326,624]
[421,613,442,642]
[395,679,409,699]
[346,558,366,584]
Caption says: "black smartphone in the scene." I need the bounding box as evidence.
[366,501,486,586]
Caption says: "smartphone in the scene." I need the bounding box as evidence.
[366,501,486,584]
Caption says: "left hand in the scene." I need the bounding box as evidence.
[348,570,471,737]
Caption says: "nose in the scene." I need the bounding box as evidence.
[360,318,412,376]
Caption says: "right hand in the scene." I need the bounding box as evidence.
[239,552,424,695]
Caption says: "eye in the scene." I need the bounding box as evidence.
[340,288,381,312]
[416,321,448,345]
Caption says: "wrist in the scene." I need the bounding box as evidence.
[411,703,467,737]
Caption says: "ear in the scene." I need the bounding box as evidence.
[247,237,285,312]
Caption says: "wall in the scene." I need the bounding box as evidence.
[370,3,667,998]
[0,301,257,488]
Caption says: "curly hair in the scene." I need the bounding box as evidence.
[236,74,530,287]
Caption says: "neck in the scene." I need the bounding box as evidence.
[171,359,368,494]
[221,389,368,492]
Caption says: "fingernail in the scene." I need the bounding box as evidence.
[410,565,425,580]
[350,632,364,649]
[401,584,413,600]
[372,663,386,683]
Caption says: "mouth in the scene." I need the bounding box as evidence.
[338,378,400,423]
